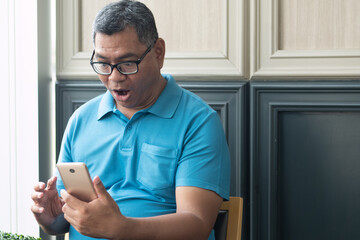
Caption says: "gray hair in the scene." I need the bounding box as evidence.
[92,0,158,46]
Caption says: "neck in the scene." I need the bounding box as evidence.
[117,76,167,119]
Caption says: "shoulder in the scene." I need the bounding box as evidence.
[71,93,104,118]
[66,93,105,130]
[179,87,215,116]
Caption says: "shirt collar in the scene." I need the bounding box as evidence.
[97,90,115,120]
[97,74,182,120]
[147,74,182,118]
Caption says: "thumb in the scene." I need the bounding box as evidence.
[93,176,109,198]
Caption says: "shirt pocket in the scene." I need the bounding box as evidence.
[137,143,178,190]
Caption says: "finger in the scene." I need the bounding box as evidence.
[62,208,77,229]
[60,189,70,203]
[93,176,109,198]
[61,202,72,215]
[61,195,80,227]
[61,189,84,209]
[33,182,46,192]
[31,192,44,202]
[31,204,44,215]
[46,176,58,190]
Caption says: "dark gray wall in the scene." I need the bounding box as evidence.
[250,81,360,240]
[56,80,360,240]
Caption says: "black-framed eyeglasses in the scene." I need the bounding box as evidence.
[90,41,156,75]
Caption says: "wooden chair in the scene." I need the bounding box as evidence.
[214,197,243,240]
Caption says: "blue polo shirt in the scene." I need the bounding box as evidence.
[56,74,230,240]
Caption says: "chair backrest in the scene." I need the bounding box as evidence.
[214,197,243,240]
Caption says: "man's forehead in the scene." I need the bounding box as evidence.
[94,27,140,46]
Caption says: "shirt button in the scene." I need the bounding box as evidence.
[127,125,132,130]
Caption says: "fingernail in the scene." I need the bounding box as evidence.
[94,176,100,184]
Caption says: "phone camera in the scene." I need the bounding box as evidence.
[69,168,75,173]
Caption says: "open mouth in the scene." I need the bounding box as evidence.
[114,89,130,96]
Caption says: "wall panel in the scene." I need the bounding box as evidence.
[278,0,360,50]
[80,0,223,53]
[278,111,360,240]
[250,81,360,240]
[57,0,245,80]
[250,0,360,79]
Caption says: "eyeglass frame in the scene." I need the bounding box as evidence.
[90,40,156,76]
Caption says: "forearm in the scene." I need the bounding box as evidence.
[40,213,70,235]
[111,212,211,240]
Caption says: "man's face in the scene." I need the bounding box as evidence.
[93,27,165,114]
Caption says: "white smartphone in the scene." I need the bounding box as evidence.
[56,162,97,202]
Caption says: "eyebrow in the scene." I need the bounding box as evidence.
[94,52,139,62]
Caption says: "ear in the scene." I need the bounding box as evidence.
[153,38,166,69]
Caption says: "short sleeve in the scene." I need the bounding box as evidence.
[175,111,230,200]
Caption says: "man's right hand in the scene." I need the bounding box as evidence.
[31,176,65,228]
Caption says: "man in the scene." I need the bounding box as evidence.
[31,1,230,239]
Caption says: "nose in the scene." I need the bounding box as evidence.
[108,67,126,82]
